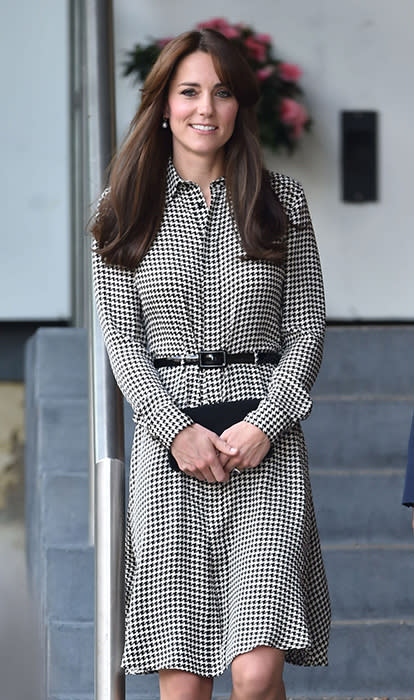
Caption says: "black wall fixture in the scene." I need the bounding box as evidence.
[341,110,378,202]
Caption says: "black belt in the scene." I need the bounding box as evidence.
[153,350,280,369]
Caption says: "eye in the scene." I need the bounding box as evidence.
[216,88,233,98]
[180,88,197,97]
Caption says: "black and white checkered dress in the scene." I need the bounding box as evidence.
[92,160,331,677]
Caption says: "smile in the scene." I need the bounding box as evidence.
[190,124,217,132]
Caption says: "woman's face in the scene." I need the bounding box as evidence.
[165,50,239,162]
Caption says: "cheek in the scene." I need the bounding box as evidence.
[223,105,238,132]
[168,98,191,123]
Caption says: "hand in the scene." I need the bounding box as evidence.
[218,422,271,474]
[171,423,239,483]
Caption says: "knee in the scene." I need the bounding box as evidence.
[232,665,273,698]
[159,669,213,700]
[231,647,284,700]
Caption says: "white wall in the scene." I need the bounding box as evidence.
[113,0,414,320]
[0,0,70,320]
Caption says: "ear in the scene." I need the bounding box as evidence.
[163,103,170,119]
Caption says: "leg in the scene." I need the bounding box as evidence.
[230,646,286,700]
[158,668,214,700]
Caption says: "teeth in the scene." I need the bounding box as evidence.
[191,124,216,131]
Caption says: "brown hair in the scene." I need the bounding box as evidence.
[91,29,287,267]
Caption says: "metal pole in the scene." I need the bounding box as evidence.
[70,0,89,328]
[86,1,125,700]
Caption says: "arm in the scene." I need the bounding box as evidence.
[92,245,194,450]
[402,413,414,510]
[243,182,326,443]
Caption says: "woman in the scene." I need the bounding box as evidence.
[92,28,330,700]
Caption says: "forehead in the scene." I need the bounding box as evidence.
[170,50,222,84]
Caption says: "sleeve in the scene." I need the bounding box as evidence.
[92,243,194,450]
[402,412,414,506]
[243,182,326,443]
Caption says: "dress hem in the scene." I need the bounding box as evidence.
[122,639,329,678]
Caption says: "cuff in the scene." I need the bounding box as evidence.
[243,380,313,443]
[145,403,194,450]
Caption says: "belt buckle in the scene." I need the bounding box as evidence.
[199,350,227,368]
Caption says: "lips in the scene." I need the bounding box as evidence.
[190,124,218,132]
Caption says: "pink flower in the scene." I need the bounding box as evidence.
[158,37,173,48]
[256,65,275,82]
[197,17,230,31]
[280,98,308,139]
[254,33,272,44]
[220,26,240,39]
[278,62,302,82]
[244,36,267,63]
[197,18,240,39]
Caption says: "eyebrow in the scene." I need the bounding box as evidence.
[177,82,226,88]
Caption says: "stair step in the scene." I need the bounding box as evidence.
[43,474,89,546]
[311,469,409,541]
[304,399,412,467]
[46,547,93,622]
[29,328,88,399]
[322,546,414,619]
[37,397,89,474]
[315,326,414,395]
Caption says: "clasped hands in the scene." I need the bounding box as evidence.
[170,421,271,483]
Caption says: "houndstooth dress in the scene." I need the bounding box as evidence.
[92,160,331,677]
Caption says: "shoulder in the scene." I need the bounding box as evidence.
[267,171,305,213]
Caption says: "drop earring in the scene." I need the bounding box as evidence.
[162,118,168,129]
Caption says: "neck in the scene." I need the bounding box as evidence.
[172,150,225,203]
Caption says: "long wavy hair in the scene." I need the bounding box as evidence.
[91,29,287,268]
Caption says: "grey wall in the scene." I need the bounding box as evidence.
[0,0,70,321]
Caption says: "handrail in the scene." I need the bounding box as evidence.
[86,1,126,699]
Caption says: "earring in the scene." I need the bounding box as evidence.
[162,118,168,129]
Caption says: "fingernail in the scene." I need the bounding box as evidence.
[230,447,237,453]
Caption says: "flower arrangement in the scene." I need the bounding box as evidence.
[123,17,312,153]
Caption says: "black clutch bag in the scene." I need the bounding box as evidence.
[169,398,268,472]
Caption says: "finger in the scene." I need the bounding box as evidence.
[200,466,216,484]
[206,455,229,483]
[180,463,208,482]
[212,435,238,457]
[222,456,242,472]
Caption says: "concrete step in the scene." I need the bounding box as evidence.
[27,328,88,399]
[46,547,93,622]
[315,325,414,395]
[49,619,414,697]
[304,398,412,467]
[37,397,89,475]
[322,545,414,619]
[43,474,89,546]
[283,619,414,697]
[311,469,410,542]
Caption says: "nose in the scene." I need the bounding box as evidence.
[198,92,214,117]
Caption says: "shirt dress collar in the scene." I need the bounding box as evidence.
[165,158,226,205]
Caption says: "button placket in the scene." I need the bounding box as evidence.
[200,187,225,403]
